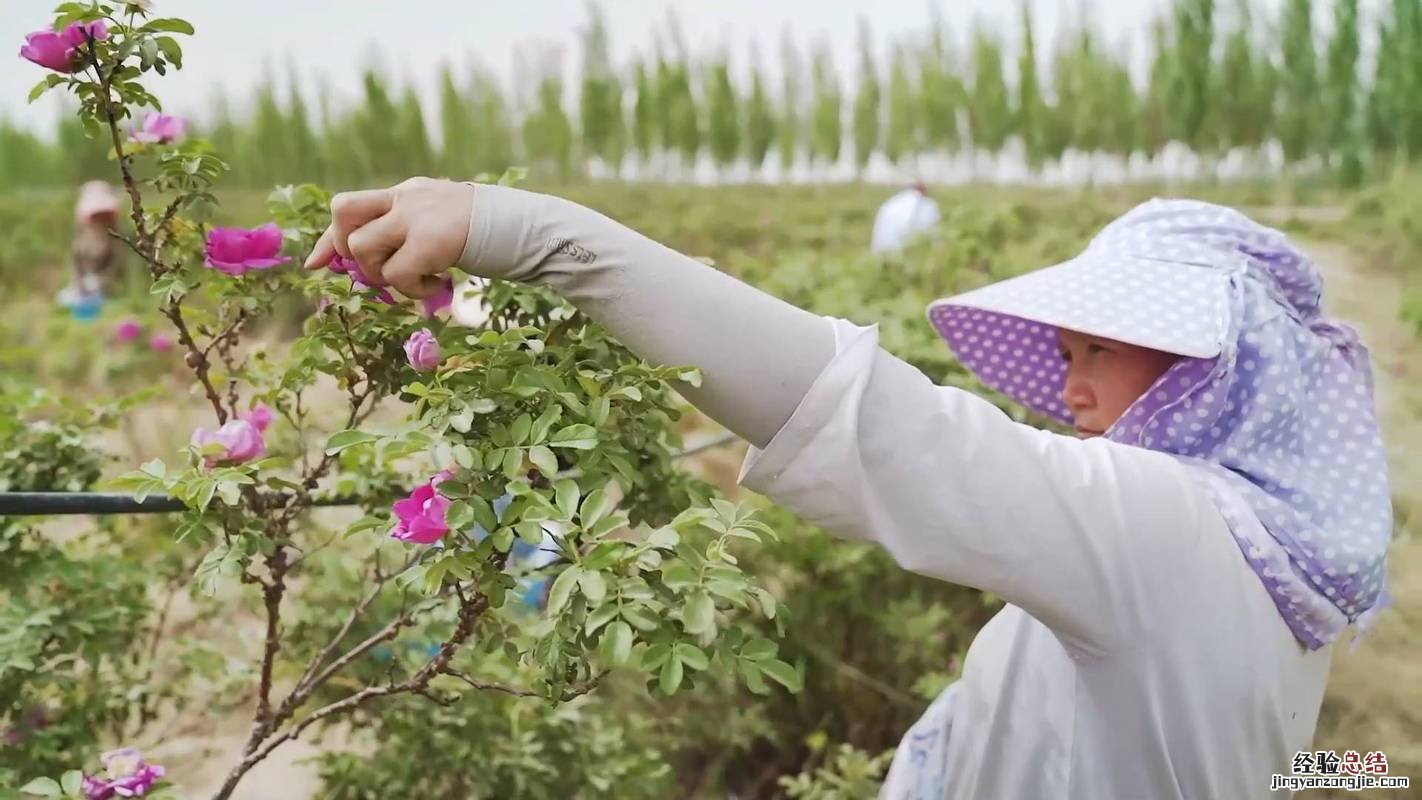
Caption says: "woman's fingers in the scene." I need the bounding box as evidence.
[382,244,447,299]
[304,225,338,270]
[304,187,396,267]
[346,212,406,287]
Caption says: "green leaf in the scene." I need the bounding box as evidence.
[660,563,697,592]
[497,166,529,186]
[577,570,607,604]
[682,592,716,635]
[760,658,803,692]
[647,526,680,550]
[549,423,598,450]
[449,407,474,433]
[740,637,778,662]
[143,17,196,34]
[469,496,499,532]
[554,478,580,519]
[156,35,183,67]
[741,660,771,695]
[579,489,614,526]
[674,643,709,671]
[608,385,643,402]
[502,448,523,479]
[585,603,620,636]
[325,429,378,455]
[19,777,60,797]
[515,521,544,545]
[621,605,660,631]
[586,513,627,541]
[600,620,634,665]
[445,500,473,531]
[582,541,625,571]
[659,651,684,694]
[529,445,558,478]
[546,565,581,615]
[61,771,82,796]
[589,396,611,427]
[509,413,533,445]
[468,398,497,414]
[677,368,703,387]
[28,78,55,103]
[528,404,562,443]
[753,587,778,619]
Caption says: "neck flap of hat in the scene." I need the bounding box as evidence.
[927,198,1393,649]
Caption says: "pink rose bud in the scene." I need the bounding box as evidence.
[148,333,174,352]
[19,30,75,72]
[242,403,275,433]
[115,319,142,343]
[390,482,451,545]
[421,279,455,319]
[131,112,187,145]
[403,328,441,372]
[204,222,290,277]
[190,419,265,466]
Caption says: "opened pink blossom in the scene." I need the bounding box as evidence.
[403,328,440,371]
[82,747,165,800]
[132,113,187,145]
[191,419,265,466]
[390,482,450,544]
[204,223,289,276]
[242,403,274,433]
[60,20,108,47]
[20,30,74,71]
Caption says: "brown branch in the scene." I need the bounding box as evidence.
[163,301,229,422]
[444,670,539,698]
[210,591,491,800]
[247,545,290,744]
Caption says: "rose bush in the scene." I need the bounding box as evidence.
[17,4,792,798]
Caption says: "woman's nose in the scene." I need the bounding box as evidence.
[1061,371,1093,415]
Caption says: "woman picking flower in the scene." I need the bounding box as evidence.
[306,179,1391,800]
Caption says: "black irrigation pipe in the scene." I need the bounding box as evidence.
[0,432,742,517]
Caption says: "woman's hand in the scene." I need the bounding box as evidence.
[304,177,475,298]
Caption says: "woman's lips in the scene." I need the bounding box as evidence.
[1074,427,1103,438]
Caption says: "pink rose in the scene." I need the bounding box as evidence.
[60,20,109,48]
[115,319,142,343]
[148,333,174,352]
[204,222,290,276]
[190,419,265,466]
[83,747,165,800]
[19,30,75,72]
[390,482,450,544]
[403,328,440,371]
[422,279,455,318]
[19,21,106,73]
[242,403,274,433]
[131,112,187,145]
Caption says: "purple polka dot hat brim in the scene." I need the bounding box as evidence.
[926,251,1232,424]
[923,198,1393,650]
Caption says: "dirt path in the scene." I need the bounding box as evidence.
[1301,239,1422,799]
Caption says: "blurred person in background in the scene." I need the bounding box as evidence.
[57,180,123,318]
[871,181,941,254]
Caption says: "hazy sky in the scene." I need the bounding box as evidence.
[3,0,1335,138]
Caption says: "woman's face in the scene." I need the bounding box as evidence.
[1057,329,1179,438]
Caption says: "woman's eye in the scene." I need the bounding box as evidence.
[1087,343,1109,355]
[1058,350,1072,363]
